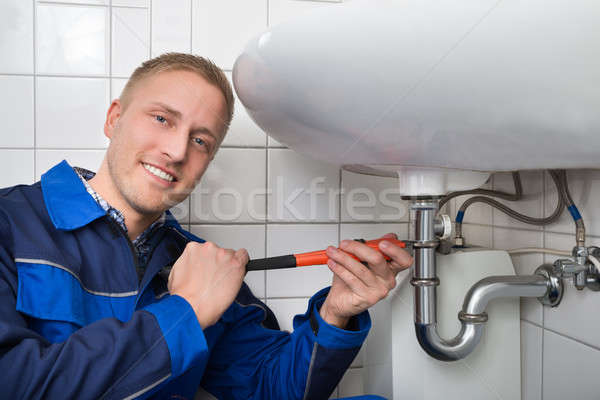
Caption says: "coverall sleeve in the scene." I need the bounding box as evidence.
[0,222,208,399]
[201,285,371,400]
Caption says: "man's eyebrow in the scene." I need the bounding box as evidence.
[149,102,182,119]
[191,126,218,141]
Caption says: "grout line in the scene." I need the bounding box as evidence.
[189,0,193,53]
[187,221,412,227]
[266,0,269,27]
[109,0,113,80]
[33,0,37,182]
[266,296,311,300]
[337,167,342,245]
[264,147,269,299]
[148,0,152,57]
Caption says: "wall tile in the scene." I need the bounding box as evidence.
[191,148,266,223]
[338,368,364,398]
[268,149,339,222]
[520,321,542,400]
[543,232,600,348]
[461,223,492,248]
[0,150,34,187]
[266,224,337,297]
[493,227,544,325]
[266,297,309,332]
[44,0,108,4]
[36,77,110,148]
[0,76,34,148]
[545,169,600,237]
[151,0,191,56]
[341,170,408,223]
[112,7,149,77]
[35,149,105,180]
[223,72,266,147]
[113,0,148,6]
[0,1,33,74]
[111,77,128,99]
[267,137,286,148]
[190,224,266,299]
[493,171,544,230]
[543,330,600,400]
[268,0,339,27]
[192,0,267,70]
[37,4,108,75]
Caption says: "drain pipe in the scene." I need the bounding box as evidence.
[408,198,562,361]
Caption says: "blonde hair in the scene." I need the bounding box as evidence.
[120,52,234,131]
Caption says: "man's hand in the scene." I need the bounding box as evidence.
[168,241,249,328]
[320,233,413,328]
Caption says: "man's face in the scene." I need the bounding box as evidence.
[104,69,227,216]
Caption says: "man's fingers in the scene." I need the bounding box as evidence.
[381,232,397,239]
[326,259,369,295]
[378,240,413,269]
[234,248,249,266]
[338,240,394,282]
[326,246,378,287]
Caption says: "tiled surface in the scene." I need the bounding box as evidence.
[192,0,267,70]
[543,330,600,400]
[0,0,34,74]
[493,227,544,325]
[268,149,339,222]
[266,224,337,297]
[190,224,266,299]
[265,297,309,333]
[36,77,110,148]
[191,148,266,223]
[36,4,108,75]
[461,223,493,248]
[111,7,149,77]
[337,368,364,398]
[0,150,35,188]
[223,72,267,147]
[341,170,407,222]
[268,0,339,27]
[110,77,128,99]
[520,321,542,400]
[0,76,34,148]
[151,0,191,56]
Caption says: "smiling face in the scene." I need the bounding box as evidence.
[102,69,227,218]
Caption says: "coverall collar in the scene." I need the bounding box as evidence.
[41,160,107,231]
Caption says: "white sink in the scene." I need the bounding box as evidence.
[233,0,600,194]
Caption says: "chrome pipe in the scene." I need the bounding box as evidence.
[411,199,553,361]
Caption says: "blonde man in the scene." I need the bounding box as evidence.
[0,53,411,399]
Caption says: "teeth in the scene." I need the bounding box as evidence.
[143,163,174,182]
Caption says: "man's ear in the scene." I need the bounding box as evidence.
[104,99,122,140]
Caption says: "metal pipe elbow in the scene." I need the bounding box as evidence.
[415,322,483,362]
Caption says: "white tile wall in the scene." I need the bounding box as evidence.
[36,77,110,148]
[36,4,108,75]
[111,7,149,77]
[5,2,600,398]
[268,149,339,222]
[151,0,191,56]
[192,0,267,70]
[0,0,34,74]
[191,148,266,223]
[0,76,34,148]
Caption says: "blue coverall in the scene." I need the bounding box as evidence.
[0,160,371,399]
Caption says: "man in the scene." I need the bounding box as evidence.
[0,53,412,399]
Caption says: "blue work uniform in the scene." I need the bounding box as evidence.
[0,160,371,399]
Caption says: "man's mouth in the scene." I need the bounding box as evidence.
[142,163,176,182]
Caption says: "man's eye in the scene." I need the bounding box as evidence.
[155,115,167,124]
[193,137,205,146]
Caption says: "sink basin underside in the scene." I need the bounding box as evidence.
[233,0,600,172]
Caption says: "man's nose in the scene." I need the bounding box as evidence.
[162,128,188,162]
